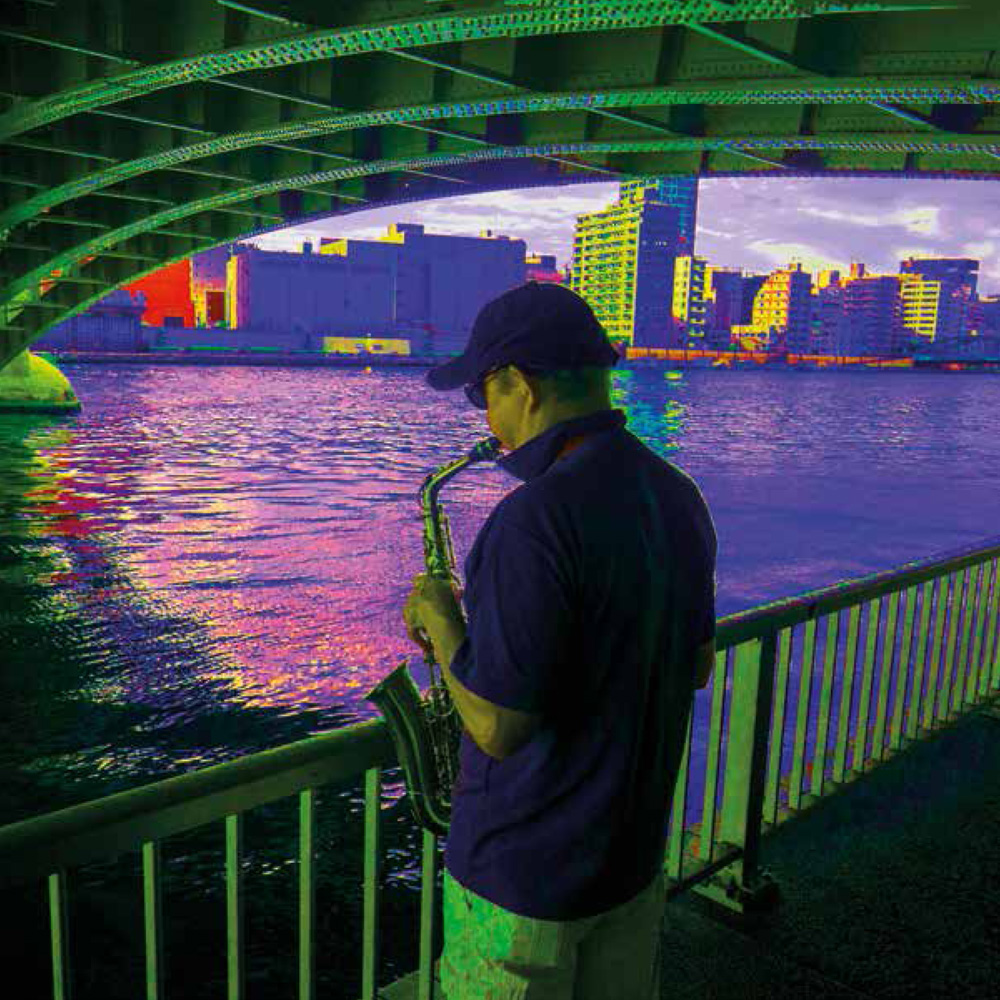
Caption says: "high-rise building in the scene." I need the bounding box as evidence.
[900,257,978,297]
[811,284,851,357]
[704,267,743,348]
[817,269,841,291]
[842,274,909,356]
[739,275,768,327]
[619,176,698,252]
[672,256,709,343]
[898,274,945,347]
[900,257,979,348]
[732,263,812,352]
[569,176,698,350]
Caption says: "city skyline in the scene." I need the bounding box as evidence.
[246,176,1000,295]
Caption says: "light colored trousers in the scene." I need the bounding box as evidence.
[439,869,666,1000]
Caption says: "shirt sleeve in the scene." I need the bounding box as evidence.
[448,516,574,715]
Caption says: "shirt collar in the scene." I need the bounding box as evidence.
[495,408,627,483]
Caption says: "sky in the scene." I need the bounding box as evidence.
[244,176,1000,296]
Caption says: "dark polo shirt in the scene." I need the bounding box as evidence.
[445,406,717,920]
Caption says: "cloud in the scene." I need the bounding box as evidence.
[240,175,996,295]
[799,203,942,236]
[798,206,883,228]
[887,206,941,236]
[745,239,844,276]
[697,225,736,239]
[962,240,996,258]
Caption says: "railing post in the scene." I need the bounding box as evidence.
[225,813,245,1000]
[691,634,782,919]
[142,840,164,1000]
[417,828,440,1000]
[299,789,316,1000]
[361,768,382,1000]
[48,869,71,1000]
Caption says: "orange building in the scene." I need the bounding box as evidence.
[121,258,196,328]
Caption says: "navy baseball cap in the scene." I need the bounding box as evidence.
[425,281,620,404]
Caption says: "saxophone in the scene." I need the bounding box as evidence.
[366,434,503,837]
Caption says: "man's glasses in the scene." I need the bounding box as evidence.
[464,363,545,410]
[464,365,506,410]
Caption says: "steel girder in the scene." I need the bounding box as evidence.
[0,0,997,370]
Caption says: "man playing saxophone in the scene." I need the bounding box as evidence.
[401,280,718,1000]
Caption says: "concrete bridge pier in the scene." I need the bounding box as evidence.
[0,350,81,414]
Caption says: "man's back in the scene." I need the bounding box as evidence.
[445,412,718,921]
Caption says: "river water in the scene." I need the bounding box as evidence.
[1,360,997,996]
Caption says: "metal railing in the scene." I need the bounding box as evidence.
[1,536,998,1000]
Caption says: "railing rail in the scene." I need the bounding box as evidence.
[2,535,999,999]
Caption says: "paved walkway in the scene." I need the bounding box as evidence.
[660,704,1000,999]
[380,702,1000,999]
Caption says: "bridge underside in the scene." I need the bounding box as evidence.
[0,0,997,390]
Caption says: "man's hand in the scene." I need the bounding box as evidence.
[403,572,464,656]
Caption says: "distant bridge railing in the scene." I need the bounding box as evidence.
[1,536,998,1000]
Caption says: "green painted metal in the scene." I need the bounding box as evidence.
[299,789,316,1000]
[941,573,963,718]
[225,813,245,1000]
[873,591,900,761]
[969,559,995,699]
[1,0,998,371]
[1,76,994,239]
[699,646,726,861]
[666,708,693,877]
[762,627,793,826]
[47,870,70,1000]
[984,559,1000,692]
[924,576,950,730]
[142,840,164,1000]
[889,586,915,747]
[362,768,382,1000]
[957,566,978,708]
[0,536,998,994]
[907,580,933,740]
[788,616,816,808]
[418,829,440,1000]
[856,602,879,764]
[833,603,861,782]
[0,2,964,139]
[812,611,839,795]
[699,632,779,911]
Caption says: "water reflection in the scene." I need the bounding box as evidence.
[0,362,997,828]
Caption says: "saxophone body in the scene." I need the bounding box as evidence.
[366,434,502,836]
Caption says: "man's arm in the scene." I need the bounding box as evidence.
[420,612,541,761]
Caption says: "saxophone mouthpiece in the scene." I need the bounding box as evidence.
[469,435,503,462]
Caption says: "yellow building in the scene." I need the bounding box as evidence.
[569,177,698,349]
[672,256,709,338]
[817,269,842,291]
[569,192,646,345]
[898,273,943,344]
[322,336,411,356]
[731,263,812,351]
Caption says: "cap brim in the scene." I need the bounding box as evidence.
[425,353,477,390]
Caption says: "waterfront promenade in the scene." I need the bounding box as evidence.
[33,348,1000,373]
[386,701,1000,1000]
